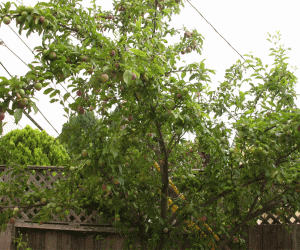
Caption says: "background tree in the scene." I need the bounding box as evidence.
[0,0,300,249]
[56,110,100,156]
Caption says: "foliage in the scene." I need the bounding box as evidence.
[0,124,70,166]
[56,110,100,156]
[0,0,300,249]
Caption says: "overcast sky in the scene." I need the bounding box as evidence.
[0,0,299,138]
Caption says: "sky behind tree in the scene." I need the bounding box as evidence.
[0,0,299,138]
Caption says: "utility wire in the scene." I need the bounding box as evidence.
[6,25,75,102]
[7,25,35,55]
[0,41,58,135]
[0,60,46,132]
[186,0,247,61]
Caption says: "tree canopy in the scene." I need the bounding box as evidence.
[0,0,300,249]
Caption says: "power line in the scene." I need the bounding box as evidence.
[186,0,246,61]
[0,59,47,133]
[5,25,75,102]
[0,38,60,135]
[7,25,35,55]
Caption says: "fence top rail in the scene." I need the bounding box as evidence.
[0,165,66,170]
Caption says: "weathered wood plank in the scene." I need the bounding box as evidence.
[263,224,277,249]
[59,231,72,250]
[249,225,263,250]
[277,224,292,249]
[45,230,57,250]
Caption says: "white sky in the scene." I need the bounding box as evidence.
[0,0,299,139]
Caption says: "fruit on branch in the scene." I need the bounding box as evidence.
[39,16,45,23]
[18,102,25,109]
[19,89,25,97]
[78,106,84,114]
[177,93,182,98]
[181,50,185,55]
[100,74,109,82]
[82,149,88,157]
[3,16,11,25]
[42,19,49,28]
[229,148,235,153]
[86,159,92,166]
[42,49,50,57]
[184,31,191,38]
[34,82,42,91]
[186,47,192,53]
[163,228,168,233]
[21,11,28,18]
[75,25,82,32]
[0,112,5,121]
[49,52,57,60]
[21,98,28,106]
[16,16,24,24]
[128,116,133,122]
[282,125,289,132]
[13,207,19,214]
[110,50,116,57]
[25,6,34,12]
[40,197,47,204]
[76,90,82,96]
[80,55,89,62]
[132,73,137,80]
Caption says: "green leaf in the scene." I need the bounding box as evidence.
[110,147,118,158]
[50,99,59,103]
[5,1,11,11]
[155,64,165,75]
[63,93,70,101]
[181,71,186,79]
[14,109,23,124]
[31,102,39,114]
[64,107,69,115]
[162,8,171,14]
[130,48,147,57]
[136,16,142,30]
[43,88,54,95]
[123,70,132,85]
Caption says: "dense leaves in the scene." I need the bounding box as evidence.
[0,0,300,249]
[0,124,70,166]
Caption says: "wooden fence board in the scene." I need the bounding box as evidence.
[277,224,292,249]
[249,225,263,250]
[59,231,72,250]
[263,224,277,249]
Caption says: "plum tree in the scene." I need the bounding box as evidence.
[0,1,299,249]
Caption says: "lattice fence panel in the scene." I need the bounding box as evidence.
[0,165,114,227]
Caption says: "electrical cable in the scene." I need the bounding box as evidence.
[6,24,76,106]
[0,59,49,134]
[0,39,60,135]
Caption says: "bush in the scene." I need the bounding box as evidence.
[0,125,70,166]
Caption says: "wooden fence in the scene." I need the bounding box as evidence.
[1,164,300,249]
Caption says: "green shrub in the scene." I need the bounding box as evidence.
[0,125,70,166]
